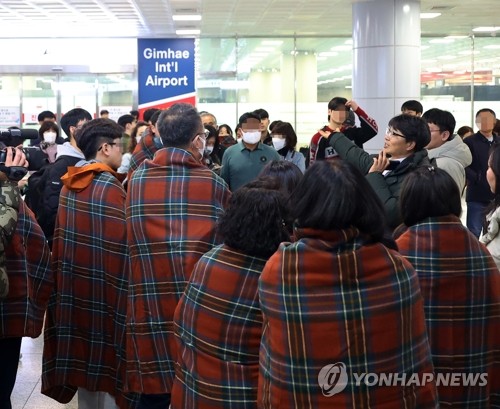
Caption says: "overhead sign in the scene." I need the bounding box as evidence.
[137,38,196,116]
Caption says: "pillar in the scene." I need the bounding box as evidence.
[352,0,421,152]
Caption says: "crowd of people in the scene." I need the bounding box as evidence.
[0,99,498,409]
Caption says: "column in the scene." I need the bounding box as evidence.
[352,0,421,152]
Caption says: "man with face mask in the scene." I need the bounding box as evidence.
[220,112,281,191]
[125,103,231,409]
[309,97,378,166]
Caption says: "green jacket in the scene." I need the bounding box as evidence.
[329,132,430,230]
[0,181,20,298]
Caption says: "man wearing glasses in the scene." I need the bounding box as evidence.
[125,103,231,409]
[327,114,431,230]
[42,118,135,408]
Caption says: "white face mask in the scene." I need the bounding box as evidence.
[197,135,206,158]
[135,136,142,143]
[242,131,261,144]
[44,132,57,144]
[272,137,286,151]
[205,146,214,154]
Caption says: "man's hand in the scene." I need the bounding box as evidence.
[5,147,29,168]
[318,128,332,138]
[369,150,389,173]
[346,100,359,112]
[0,147,29,182]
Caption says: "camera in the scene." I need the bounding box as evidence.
[0,128,48,171]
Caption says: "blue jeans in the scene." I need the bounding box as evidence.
[466,201,488,237]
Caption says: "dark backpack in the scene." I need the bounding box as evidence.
[24,164,50,219]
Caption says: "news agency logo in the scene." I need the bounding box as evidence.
[318,362,348,396]
[318,363,488,397]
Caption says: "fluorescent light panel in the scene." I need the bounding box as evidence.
[176,29,200,35]
[173,15,202,21]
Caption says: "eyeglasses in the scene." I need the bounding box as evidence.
[385,128,405,138]
[429,127,442,134]
[97,142,117,151]
[196,129,210,139]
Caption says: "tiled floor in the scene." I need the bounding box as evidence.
[12,336,77,409]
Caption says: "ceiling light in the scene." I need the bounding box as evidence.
[420,13,441,19]
[436,55,456,60]
[176,29,200,35]
[445,35,468,39]
[483,45,500,49]
[254,47,275,52]
[458,50,480,55]
[472,26,500,32]
[172,15,201,21]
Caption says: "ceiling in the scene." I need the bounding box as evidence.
[0,0,498,88]
[0,0,498,38]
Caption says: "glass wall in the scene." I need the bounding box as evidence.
[2,35,500,146]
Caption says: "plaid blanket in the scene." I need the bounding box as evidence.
[396,215,500,407]
[125,147,231,394]
[171,244,268,408]
[258,227,438,408]
[0,201,52,338]
[42,168,135,408]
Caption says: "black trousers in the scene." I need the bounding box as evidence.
[0,337,22,409]
[137,393,171,409]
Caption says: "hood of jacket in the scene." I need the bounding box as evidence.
[61,162,124,192]
[56,142,85,160]
[427,135,472,168]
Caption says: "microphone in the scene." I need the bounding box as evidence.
[0,128,40,140]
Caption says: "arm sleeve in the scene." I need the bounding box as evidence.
[329,132,374,174]
[349,106,379,146]
[365,172,401,229]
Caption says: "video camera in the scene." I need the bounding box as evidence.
[0,128,49,172]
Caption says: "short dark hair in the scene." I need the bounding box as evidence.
[399,166,461,226]
[401,100,423,114]
[422,108,456,138]
[60,108,92,140]
[128,120,148,153]
[271,121,298,150]
[77,118,123,160]
[100,109,109,115]
[217,124,233,137]
[150,109,163,126]
[38,121,59,139]
[258,160,303,196]
[327,97,348,111]
[457,125,474,138]
[476,108,496,118]
[38,110,56,122]
[291,160,386,240]
[205,124,220,149]
[388,114,431,152]
[130,110,139,119]
[238,112,261,126]
[269,120,283,132]
[143,108,160,123]
[118,114,135,128]
[217,177,290,258]
[253,108,269,120]
[156,103,201,148]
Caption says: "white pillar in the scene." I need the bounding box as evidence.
[352,0,421,152]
